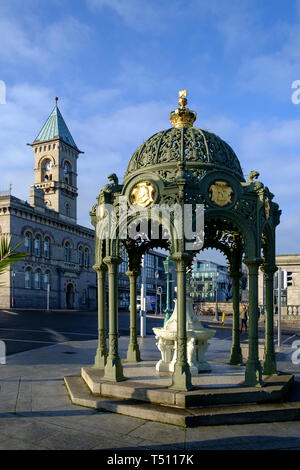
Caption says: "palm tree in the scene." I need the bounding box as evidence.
[0,236,27,277]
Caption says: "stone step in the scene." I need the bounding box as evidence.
[64,375,300,427]
[81,366,294,408]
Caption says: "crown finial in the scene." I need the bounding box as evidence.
[170,90,196,128]
[178,89,187,108]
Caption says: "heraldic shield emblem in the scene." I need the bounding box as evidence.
[209,180,233,207]
[131,181,156,207]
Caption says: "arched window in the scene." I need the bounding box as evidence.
[84,248,89,268]
[63,161,71,185]
[34,235,41,257]
[24,267,32,289]
[34,269,41,289]
[43,270,51,290]
[24,232,32,254]
[78,246,83,266]
[64,241,71,262]
[44,237,50,259]
[65,203,71,217]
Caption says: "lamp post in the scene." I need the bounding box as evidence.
[155,270,159,315]
[215,270,219,322]
[11,271,15,308]
[163,256,175,326]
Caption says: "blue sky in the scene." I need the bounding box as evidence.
[0,0,300,262]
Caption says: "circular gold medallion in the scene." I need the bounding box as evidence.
[131,181,156,207]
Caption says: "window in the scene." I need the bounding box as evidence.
[43,271,50,290]
[65,203,71,217]
[84,248,89,268]
[64,241,71,262]
[82,289,87,304]
[78,246,83,266]
[34,235,41,257]
[44,237,50,259]
[24,232,32,254]
[63,161,71,184]
[34,270,41,289]
[25,268,32,289]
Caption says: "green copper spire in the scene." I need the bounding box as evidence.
[34,98,78,149]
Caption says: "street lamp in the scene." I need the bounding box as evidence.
[215,270,219,322]
[11,271,16,308]
[155,270,159,315]
[163,256,175,325]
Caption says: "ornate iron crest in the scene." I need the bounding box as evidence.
[130,181,156,207]
[209,181,233,207]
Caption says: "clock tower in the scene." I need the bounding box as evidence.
[29,98,83,222]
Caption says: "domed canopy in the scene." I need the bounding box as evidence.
[125,126,243,179]
[125,89,243,180]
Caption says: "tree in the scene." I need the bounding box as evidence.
[0,236,27,278]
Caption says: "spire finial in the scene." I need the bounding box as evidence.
[170,89,197,128]
[54,96,58,105]
[178,89,187,108]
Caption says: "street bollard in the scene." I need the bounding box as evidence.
[140,310,146,338]
[222,312,226,325]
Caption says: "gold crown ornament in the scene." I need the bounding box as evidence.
[170,90,197,128]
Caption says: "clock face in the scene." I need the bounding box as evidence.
[44,161,52,171]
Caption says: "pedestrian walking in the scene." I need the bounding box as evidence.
[240,304,248,332]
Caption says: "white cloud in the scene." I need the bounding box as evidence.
[0,13,92,71]
[87,0,163,32]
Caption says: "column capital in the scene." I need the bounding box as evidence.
[171,252,193,264]
[103,256,123,266]
[261,264,277,276]
[126,269,140,278]
[93,263,108,272]
[243,258,263,269]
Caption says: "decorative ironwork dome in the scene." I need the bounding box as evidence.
[125,90,243,180]
[125,127,243,179]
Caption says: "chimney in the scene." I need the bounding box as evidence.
[30,185,44,207]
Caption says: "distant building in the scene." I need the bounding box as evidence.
[0,100,96,310]
[258,254,300,315]
[118,248,168,311]
[191,260,231,302]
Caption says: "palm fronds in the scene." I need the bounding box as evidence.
[0,236,28,276]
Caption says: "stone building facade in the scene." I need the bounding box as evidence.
[258,253,300,318]
[0,101,96,310]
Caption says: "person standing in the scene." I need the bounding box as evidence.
[240,304,248,332]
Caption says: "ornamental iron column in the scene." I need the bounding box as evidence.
[103,256,126,382]
[243,258,263,386]
[126,269,141,362]
[169,252,193,391]
[94,264,108,368]
[262,264,277,375]
[163,256,175,326]
[229,262,243,365]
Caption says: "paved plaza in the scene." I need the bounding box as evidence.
[0,330,300,451]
